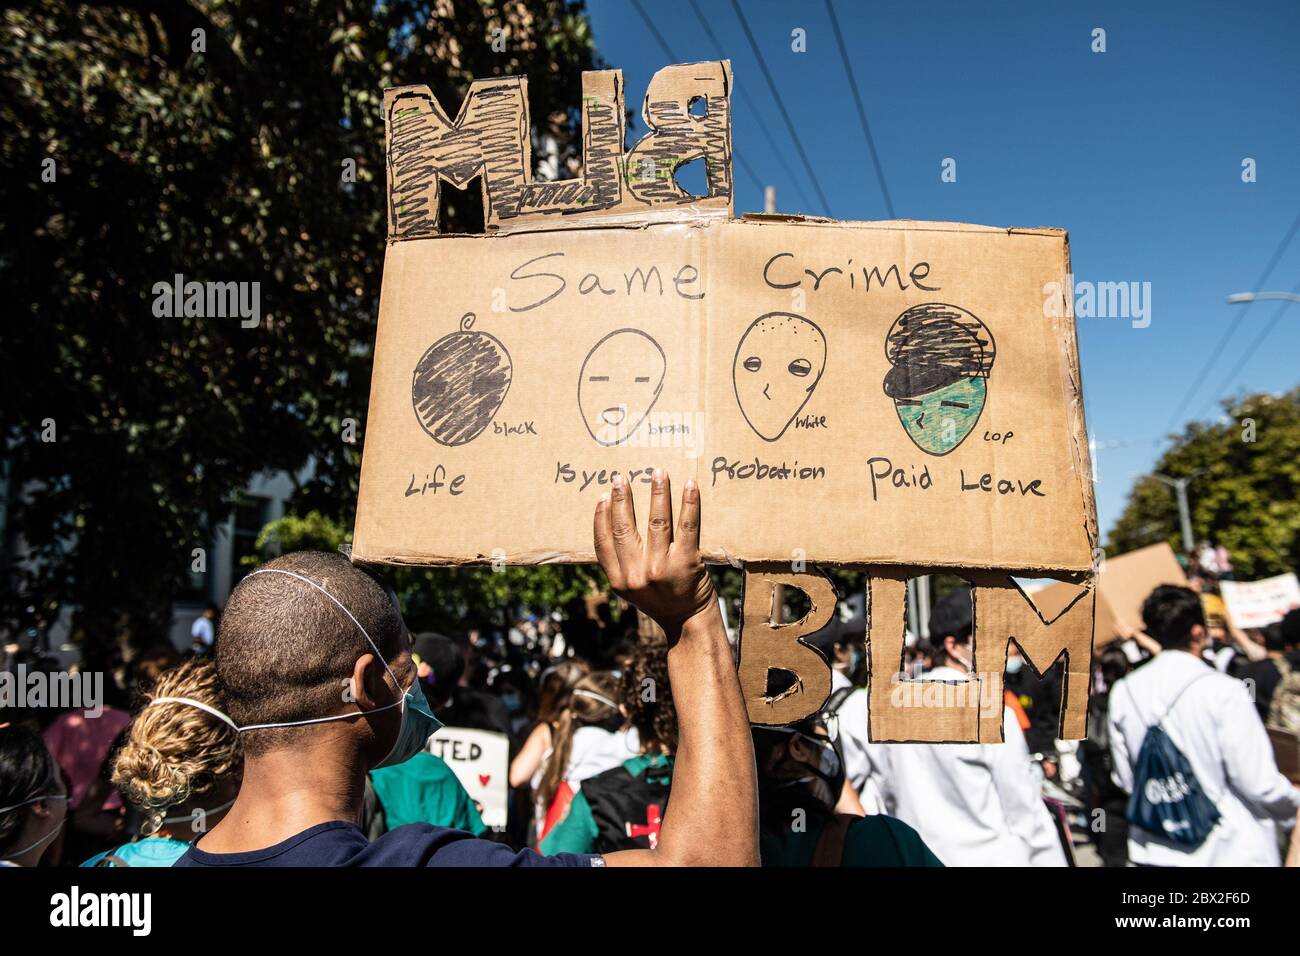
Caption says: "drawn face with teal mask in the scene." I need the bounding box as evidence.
[883,304,996,457]
[894,376,987,455]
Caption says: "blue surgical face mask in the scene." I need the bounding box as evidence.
[375,674,441,769]
[152,568,441,769]
[1005,656,1024,675]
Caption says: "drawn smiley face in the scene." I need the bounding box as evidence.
[578,329,666,446]
[732,312,827,441]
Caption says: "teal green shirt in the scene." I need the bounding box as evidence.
[370,752,486,835]
[81,837,190,868]
[760,814,944,867]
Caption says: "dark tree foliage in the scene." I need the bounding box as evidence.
[1107,388,1300,578]
[0,1,599,659]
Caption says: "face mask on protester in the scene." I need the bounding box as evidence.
[762,720,846,809]
[0,791,69,861]
[152,569,441,769]
[1005,655,1024,675]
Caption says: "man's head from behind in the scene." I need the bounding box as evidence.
[928,586,974,672]
[412,633,462,709]
[215,551,411,763]
[1140,584,1206,652]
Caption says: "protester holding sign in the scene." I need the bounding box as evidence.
[171,471,758,867]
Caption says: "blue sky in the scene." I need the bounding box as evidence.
[585,0,1300,539]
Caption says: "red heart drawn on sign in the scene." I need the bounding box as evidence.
[478,774,491,787]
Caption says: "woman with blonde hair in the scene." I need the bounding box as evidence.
[83,657,242,866]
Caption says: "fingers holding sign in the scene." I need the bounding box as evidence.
[594,469,714,637]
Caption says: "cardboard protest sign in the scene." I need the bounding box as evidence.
[427,727,510,830]
[354,61,1099,741]
[1220,573,1300,630]
[1032,542,1185,648]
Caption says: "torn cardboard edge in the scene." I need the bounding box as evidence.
[738,565,1095,742]
[385,60,734,239]
[354,214,1097,574]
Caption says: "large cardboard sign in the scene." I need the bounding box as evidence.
[355,62,1098,742]
[427,727,510,830]
[1220,573,1300,630]
[1033,542,1186,648]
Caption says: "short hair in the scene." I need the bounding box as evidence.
[1141,585,1205,650]
[0,725,58,854]
[1262,622,1287,654]
[412,633,462,705]
[1280,608,1300,649]
[929,586,974,645]
[215,551,403,756]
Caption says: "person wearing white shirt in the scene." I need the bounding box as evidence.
[809,616,890,815]
[844,588,1067,866]
[1108,584,1300,866]
[189,603,217,654]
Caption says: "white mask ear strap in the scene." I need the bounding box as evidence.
[248,568,402,690]
[0,792,69,815]
[149,694,403,733]
[148,696,239,730]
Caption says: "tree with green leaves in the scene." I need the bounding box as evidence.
[1107,388,1300,578]
[0,1,600,662]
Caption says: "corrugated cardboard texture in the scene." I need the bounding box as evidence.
[357,60,1100,741]
[354,218,1095,573]
[737,564,836,726]
[385,62,733,236]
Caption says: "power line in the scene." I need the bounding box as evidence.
[686,0,813,211]
[1164,206,1300,432]
[1198,274,1300,417]
[629,0,764,195]
[727,0,833,215]
[823,0,895,218]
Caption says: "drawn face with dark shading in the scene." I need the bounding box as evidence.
[883,303,995,456]
[578,329,666,446]
[732,312,827,442]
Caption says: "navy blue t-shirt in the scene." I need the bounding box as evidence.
[174,821,602,867]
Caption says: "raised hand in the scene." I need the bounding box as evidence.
[593,469,717,636]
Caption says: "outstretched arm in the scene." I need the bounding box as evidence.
[595,470,759,867]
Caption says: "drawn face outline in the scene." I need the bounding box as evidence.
[577,329,666,446]
[893,376,987,456]
[732,312,828,442]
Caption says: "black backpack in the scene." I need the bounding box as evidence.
[579,755,674,853]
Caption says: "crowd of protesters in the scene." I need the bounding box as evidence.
[2,476,1298,867]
